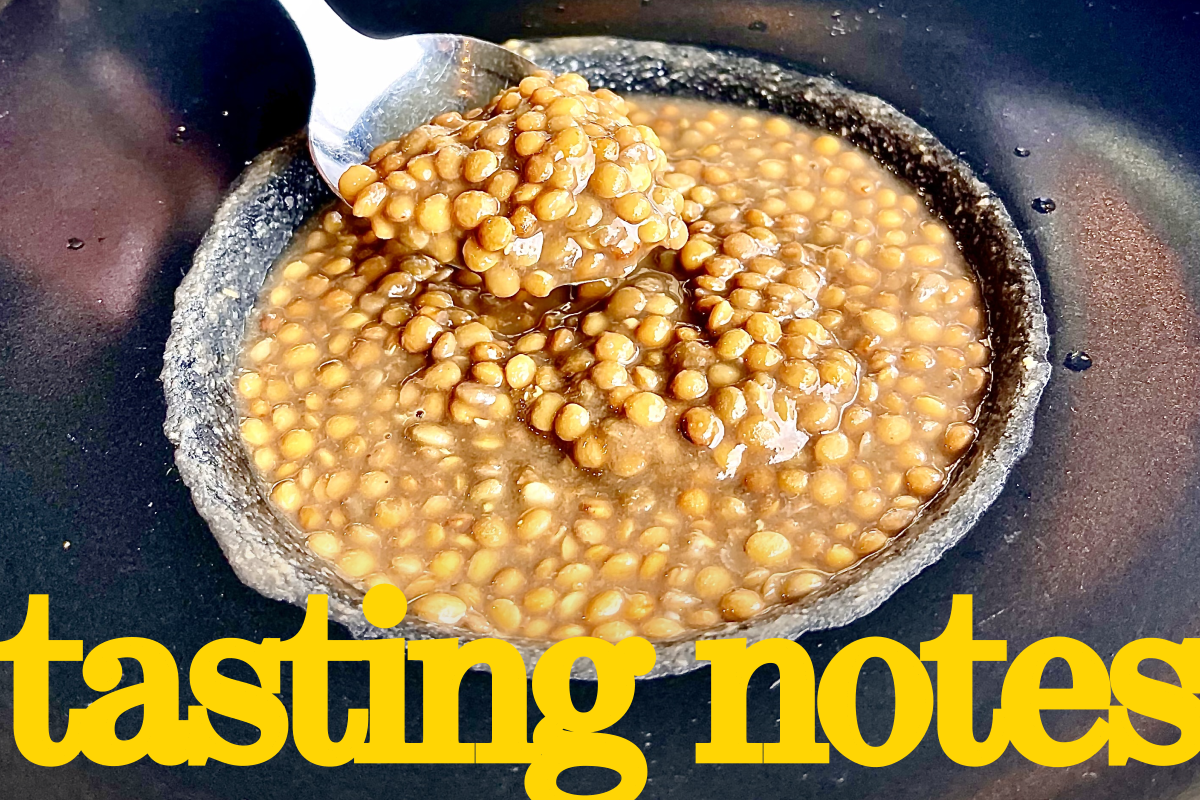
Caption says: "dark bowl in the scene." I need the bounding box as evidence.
[162,36,1050,678]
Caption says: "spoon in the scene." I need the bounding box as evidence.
[277,0,540,202]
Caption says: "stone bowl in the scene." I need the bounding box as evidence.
[162,37,1051,679]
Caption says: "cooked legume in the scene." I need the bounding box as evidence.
[237,91,991,641]
[340,73,687,299]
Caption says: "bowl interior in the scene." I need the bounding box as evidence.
[163,36,1050,679]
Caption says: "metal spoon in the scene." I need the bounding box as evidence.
[277,0,539,202]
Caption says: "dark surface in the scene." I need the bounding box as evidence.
[1,0,1198,798]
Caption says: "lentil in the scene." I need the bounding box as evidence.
[238,93,991,641]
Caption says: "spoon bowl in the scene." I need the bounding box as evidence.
[277,0,539,201]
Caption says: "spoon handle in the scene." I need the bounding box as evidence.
[276,0,371,79]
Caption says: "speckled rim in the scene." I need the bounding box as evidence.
[162,37,1050,679]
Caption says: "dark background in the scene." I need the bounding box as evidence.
[1,0,1200,797]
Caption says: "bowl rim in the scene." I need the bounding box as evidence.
[163,36,1051,680]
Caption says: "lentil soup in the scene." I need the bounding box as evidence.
[235,79,991,643]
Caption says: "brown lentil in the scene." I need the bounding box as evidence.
[340,73,687,299]
[238,92,991,642]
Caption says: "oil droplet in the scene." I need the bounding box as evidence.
[67,237,84,250]
[748,20,768,31]
[1031,197,1056,214]
[1013,146,1030,157]
[1063,350,1092,371]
